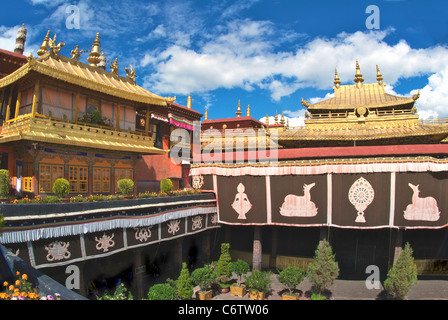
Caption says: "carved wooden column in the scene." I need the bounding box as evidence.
[31,79,40,118]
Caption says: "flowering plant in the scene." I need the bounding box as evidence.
[0,271,61,300]
[78,109,113,127]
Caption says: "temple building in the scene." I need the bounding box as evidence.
[0,27,201,197]
[193,62,448,277]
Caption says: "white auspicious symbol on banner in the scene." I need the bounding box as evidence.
[192,175,204,189]
[280,183,318,217]
[167,219,181,235]
[191,216,203,230]
[211,213,218,224]
[231,183,252,219]
[45,241,71,261]
[95,233,115,252]
[404,183,440,221]
[134,226,153,242]
[348,177,374,223]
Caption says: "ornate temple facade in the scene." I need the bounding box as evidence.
[0,27,201,197]
[193,62,448,276]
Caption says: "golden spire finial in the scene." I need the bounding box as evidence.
[334,68,341,88]
[204,109,208,120]
[280,111,285,125]
[246,104,251,117]
[87,32,101,66]
[37,30,50,56]
[236,100,242,117]
[265,114,269,125]
[274,110,278,124]
[187,94,192,109]
[376,64,384,85]
[354,60,364,87]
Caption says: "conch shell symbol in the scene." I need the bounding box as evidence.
[231,183,252,219]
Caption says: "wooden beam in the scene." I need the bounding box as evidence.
[14,90,22,120]
[5,85,14,122]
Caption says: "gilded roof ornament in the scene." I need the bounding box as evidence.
[37,30,50,56]
[187,94,192,109]
[204,109,208,120]
[334,68,341,88]
[70,45,83,61]
[125,64,137,83]
[412,90,420,101]
[301,98,310,108]
[48,33,65,55]
[98,52,106,70]
[110,58,119,74]
[246,104,251,117]
[354,60,364,87]
[236,100,242,117]
[274,110,278,124]
[376,64,384,86]
[27,52,35,66]
[87,32,101,66]
[165,96,176,103]
[265,114,269,125]
[280,111,285,125]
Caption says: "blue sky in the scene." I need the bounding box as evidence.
[1,0,448,125]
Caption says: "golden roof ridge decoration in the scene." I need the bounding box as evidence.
[87,32,101,66]
[37,30,50,56]
[125,64,137,83]
[48,33,65,55]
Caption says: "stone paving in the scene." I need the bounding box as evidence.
[206,274,448,300]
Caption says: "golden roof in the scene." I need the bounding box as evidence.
[306,82,416,110]
[278,122,448,142]
[0,51,169,106]
[304,63,417,110]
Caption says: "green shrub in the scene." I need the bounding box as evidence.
[307,239,339,297]
[52,178,70,198]
[176,262,194,300]
[160,178,173,193]
[383,242,418,300]
[231,259,250,285]
[118,179,134,195]
[278,265,305,296]
[215,243,232,284]
[97,283,133,300]
[147,283,177,300]
[245,270,272,293]
[0,169,10,197]
[311,293,326,300]
[191,266,216,292]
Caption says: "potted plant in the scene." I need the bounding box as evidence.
[215,243,232,293]
[175,262,194,300]
[0,169,11,202]
[277,265,305,300]
[117,178,134,198]
[191,265,216,300]
[146,282,177,300]
[245,270,271,300]
[306,239,339,300]
[52,178,70,202]
[230,259,250,297]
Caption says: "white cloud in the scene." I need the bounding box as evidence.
[142,25,448,113]
[0,25,21,52]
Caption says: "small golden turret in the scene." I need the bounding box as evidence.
[246,104,251,117]
[376,64,384,86]
[354,60,364,88]
[334,68,341,88]
[274,110,278,124]
[204,109,208,120]
[236,100,242,117]
[280,111,285,125]
[37,30,50,56]
[87,32,101,66]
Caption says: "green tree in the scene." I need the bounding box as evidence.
[160,178,173,193]
[278,265,305,296]
[307,239,339,297]
[191,265,216,292]
[383,242,418,300]
[215,243,232,284]
[175,262,194,300]
[117,178,134,195]
[231,259,250,285]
